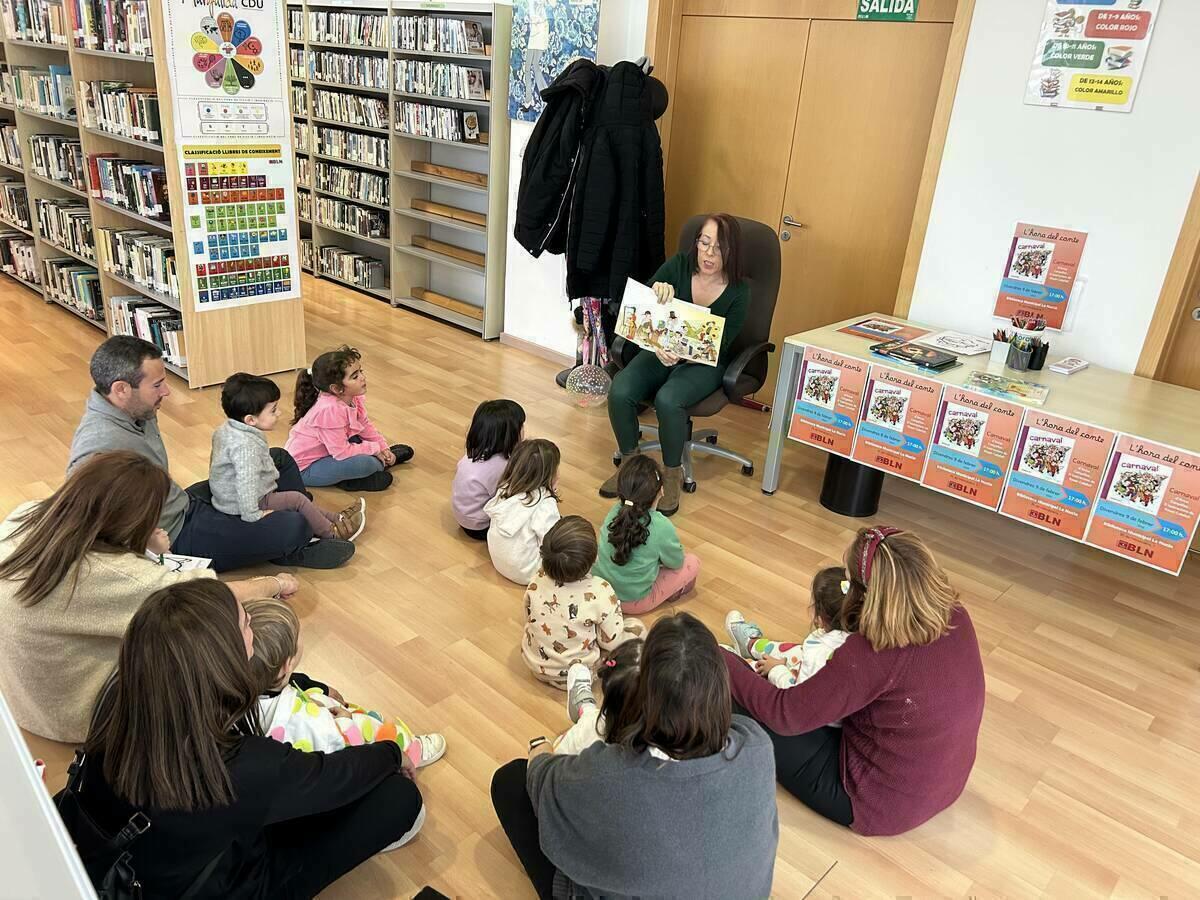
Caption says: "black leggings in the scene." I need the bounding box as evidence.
[734,703,853,827]
[490,759,556,900]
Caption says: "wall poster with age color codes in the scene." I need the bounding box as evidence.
[851,365,944,482]
[1025,0,1160,114]
[1084,435,1200,576]
[160,0,300,312]
[921,389,1023,510]
[1000,412,1116,541]
[992,222,1087,330]
[789,347,869,458]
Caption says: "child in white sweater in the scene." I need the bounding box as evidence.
[522,516,644,689]
[484,438,562,584]
[245,598,446,767]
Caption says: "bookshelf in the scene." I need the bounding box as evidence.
[0,0,307,387]
[287,0,510,337]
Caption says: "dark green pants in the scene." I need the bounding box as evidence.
[608,349,726,467]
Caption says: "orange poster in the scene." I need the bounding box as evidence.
[788,347,869,458]
[1083,436,1200,576]
[999,412,1116,540]
[851,365,944,482]
[993,222,1087,330]
[920,388,1023,510]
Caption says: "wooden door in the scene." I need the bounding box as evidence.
[765,19,951,396]
[663,15,811,243]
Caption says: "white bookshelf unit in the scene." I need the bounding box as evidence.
[288,0,510,338]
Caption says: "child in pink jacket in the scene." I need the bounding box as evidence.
[285,345,412,492]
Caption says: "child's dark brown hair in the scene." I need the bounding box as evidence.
[292,345,361,424]
[599,639,643,744]
[497,438,560,506]
[540,516,596,585]
[607,455,663,566]
[810,566,849,632]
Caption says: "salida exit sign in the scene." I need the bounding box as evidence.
[857,0,919,21]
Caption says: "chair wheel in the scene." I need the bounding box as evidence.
[683,481,697,493]
[742,464,754,477]
[705,434,718,445]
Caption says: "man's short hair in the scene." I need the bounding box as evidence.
[90,336,162,395]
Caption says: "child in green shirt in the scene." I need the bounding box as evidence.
[592,455,701,614]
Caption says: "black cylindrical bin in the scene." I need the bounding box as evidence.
[820,454,884,517]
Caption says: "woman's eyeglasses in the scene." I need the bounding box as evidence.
[696,237,722,256]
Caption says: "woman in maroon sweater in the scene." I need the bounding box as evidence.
[723,526,985,836]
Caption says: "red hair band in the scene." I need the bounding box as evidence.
[856,526,904,585]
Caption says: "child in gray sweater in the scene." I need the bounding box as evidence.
[210,374,365,541]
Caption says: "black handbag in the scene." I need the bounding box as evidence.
[54,750,223,900]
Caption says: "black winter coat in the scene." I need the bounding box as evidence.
[566,61,666,302]
[513,58,605,258]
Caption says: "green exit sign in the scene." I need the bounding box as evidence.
[857,0,919,21]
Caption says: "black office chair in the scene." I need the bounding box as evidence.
[611,215,781,491]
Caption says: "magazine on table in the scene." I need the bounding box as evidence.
[615,278,725,367]
[963,371,1049,406]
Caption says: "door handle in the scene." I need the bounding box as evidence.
[782,215,804,228]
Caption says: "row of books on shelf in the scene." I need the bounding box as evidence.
[0,124,20,168]
[315,126,389,169]
[66,0,153,56]
[88,154,168,220]
[395,100,480,144]
[36,197,93,259]
[294,121,309,152]
[394,60,486,101]
[44,257,102,322]
[0,181,30,228]
[319,244,385,290]
[287,7,303,43]
[78,81,161,145]
[393,16,485,55]
[29,132,86,191]
[308,10,388,48]
[315,161,387,208]
[297,189,311,221]
[0,231,36,282]
[290,85,306,117]
[296,155,310,187]
[98,226,178,299]
[10,65,76,121]
[111,295,186,367]
[309,51,388,91]
[300,238,314,271]
[3,0,70,45]
[288,49,306,81]
[311,88,387,130]
[315,196,387,240]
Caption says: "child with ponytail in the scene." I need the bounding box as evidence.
[592,455,700,614]
[285,345,412,492]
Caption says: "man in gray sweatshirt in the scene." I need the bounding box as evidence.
[68,336,353,571]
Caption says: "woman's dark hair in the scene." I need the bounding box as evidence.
[497,439,561,505]
[810,567,848,632]
[292,345,361,424]
[222,372,282,422]
[84,580,262,811]
[607,455,663,566]
[612,613,731,760]
[466,399,526,462]
[598,638,643,744]
[687,213,742,286]
[540,516,597,585]
[0,451,169,606]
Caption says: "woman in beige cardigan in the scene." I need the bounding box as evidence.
[0,451,299,743]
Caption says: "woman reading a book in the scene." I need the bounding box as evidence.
[602,213,750,516]
[0,451,296,744]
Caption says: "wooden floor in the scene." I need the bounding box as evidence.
[7,274,1200,899]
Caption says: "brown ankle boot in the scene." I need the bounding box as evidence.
[599,451,636,498]
[659,466,684,517]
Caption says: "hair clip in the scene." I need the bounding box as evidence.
[305,367,312,376]
[604,659,617,667]
[622,499,634,506]
[839,580,850,595]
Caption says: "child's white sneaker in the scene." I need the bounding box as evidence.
[413,733,446,768]
[725,610,763,659]
[566,662,596,724]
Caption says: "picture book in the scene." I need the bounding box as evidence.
[616,278,725,367]
[870,339,958,371]
[1049,356,1088,375]
[963,371,1049,406]
[837,317,931,342]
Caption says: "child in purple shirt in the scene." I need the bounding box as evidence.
[452,399,525,539]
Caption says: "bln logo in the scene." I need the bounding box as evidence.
[1117,539,1153,559]
[1029,509,1062,528]
[949,480,978,498]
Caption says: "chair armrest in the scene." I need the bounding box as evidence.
[611,335,632,371]
[722,342,775,399]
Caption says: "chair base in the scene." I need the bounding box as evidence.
[616,423,755,492]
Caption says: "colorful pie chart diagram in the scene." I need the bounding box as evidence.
[191,13,264,95]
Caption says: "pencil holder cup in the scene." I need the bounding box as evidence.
[1029,343,1050,371]
[1006,344,1033,371]
[990,340,1011,365]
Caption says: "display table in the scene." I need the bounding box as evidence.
[762,314,1200,575]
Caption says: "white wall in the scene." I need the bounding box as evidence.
[910,0,1200,373]
[502,0,649,360]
